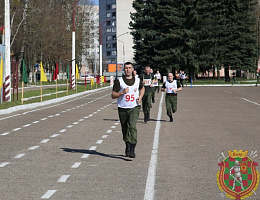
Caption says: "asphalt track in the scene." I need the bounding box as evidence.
[0,86,259,199]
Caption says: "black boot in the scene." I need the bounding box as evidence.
[169,115,173,122]
[144,114,148,123]
[129,144,136,158]
[125,142,130,157]
[147,113,150,121]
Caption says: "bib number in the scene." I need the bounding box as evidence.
[126,94,135,102]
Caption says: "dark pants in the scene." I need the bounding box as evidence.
[152,87,156,101]
[155,86,160,93]
[165,95,177,116]
[118,106,140,144]
[142,91,152,114]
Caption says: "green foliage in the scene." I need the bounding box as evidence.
[130,0,259,77]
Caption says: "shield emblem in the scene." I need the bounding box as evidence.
[216,150,259,199]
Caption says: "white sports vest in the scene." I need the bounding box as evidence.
[165,80,177,94]
[117,77,140,108]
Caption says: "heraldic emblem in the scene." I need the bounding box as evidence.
[216,150,259,199]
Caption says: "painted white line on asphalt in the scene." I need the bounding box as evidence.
[84,116,89,119]
[106,130,112,133]
[97,110,101,112]
[73,122,79,125]
[60,129,66,133]
[1,132,10,136]
[50,134,59,138]
[41,190,57,199]
[23,112,28,114]
[33,121,39,124]
[89,114,93,117]
[28,146,39,150]
[111,126,116,129]
[58,175,70,182]
[102,135,108,138]
[49,115,54,118]
[241,98,260,106]
[14,154,25,158]
[90,146,97,150]
[79,119,84,122]
[13,128,21,131]
[93,112,97,114]
[41,139,50,143]
[144,92,164,200]
[96,140,103,144]
[41,118,47,121]
[114,122,119,125]
[71,162,81,168]
[23,124,31,127]
[0,162,10,167]
[55,114,60,116]
[81,154,89,158]
[67,125,73,128]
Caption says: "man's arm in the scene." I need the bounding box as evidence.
[137,86,145,104]
[111,87,129,99]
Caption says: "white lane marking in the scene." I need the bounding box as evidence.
[41,118,47,121]
[106,130,112,133]
[71,162,81,168]
[111,126,116,128]
[41,190,57,199]
[1,132,10,136]
[96,140,103,144]
[89,146,97,150]
[49,115,54,118]
[59,129,66,133]
[23,124,31,127]
[81,154,89,158]
[114,122,119,125]
[50,134,59,138]
[84,116,89,119]
[14,154,25,158]
[33,121,39,124]
[67,125,73,128]
[58,175,70,182]
[144,92,164,200]
[55,114,60,116]
[13,128,21,131]
[89,114,93,117]
[79,119,84,122]
[73,122,79,125]
[102,135,108,138]
[97,110,101,112]
[241,98,260,106]
[0,162,10,167]
[41,139,50,143]
[28,146,39,150]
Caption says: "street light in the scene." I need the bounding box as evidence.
[117,39,125,63]
[72,0,80,89]
[115,32,129,79]
[99,18,112,77]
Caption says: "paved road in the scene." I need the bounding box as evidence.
[0,86,259,199]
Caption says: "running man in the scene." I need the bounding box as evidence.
[161,72,182,122]
[111,62,144,158]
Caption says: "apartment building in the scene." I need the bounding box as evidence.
[99,0,135,72]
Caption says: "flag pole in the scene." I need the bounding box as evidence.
[40,80,42,101]
[21,81,24,104]
[56,79,57,98]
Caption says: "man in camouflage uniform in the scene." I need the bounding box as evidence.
[161,72,182,122]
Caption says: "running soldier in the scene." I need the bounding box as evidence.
[140,66,154,123]
[161,72,182,122]
[154,70,161,93]
[112,62,144,158]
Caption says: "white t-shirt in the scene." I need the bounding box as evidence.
[165,80,177,94]
[117,77,140,108]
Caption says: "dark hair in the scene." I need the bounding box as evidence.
[124,62,133,67]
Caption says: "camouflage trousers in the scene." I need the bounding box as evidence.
[118,106,140,144]
[165,95,177,116]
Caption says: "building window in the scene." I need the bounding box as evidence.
[112,27,116,32]
[107,36,112,41]
[106,43,111,48]
[112,4,116,9]
[106,28,111,33]
[107,21,111,26]
[106,5,111,10]
[112,35,116,40]
[107,51,111,56]
[112,12,116,18]
[107,13,111,18]
[111,51,117,56]
[112,43,116,48]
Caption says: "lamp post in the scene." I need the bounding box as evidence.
[115,32,129,79]
[72,0,80,89]
[99,18,112,77]
[117,39,125,63]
